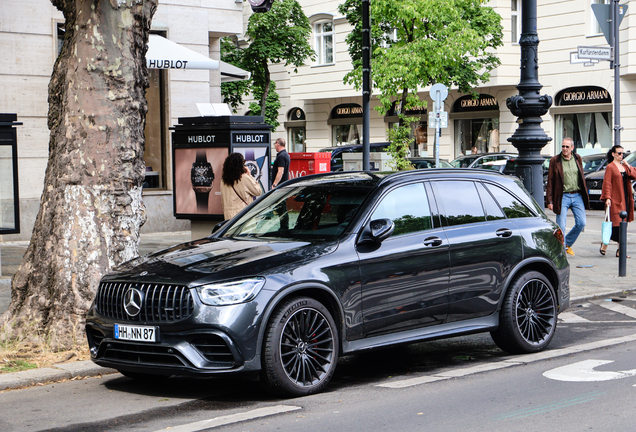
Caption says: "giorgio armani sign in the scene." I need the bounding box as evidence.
[555,86,612,106]
[453,94,499,113]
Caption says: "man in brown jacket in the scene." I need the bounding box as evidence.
[545,137,590,255]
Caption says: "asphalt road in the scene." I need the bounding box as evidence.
[1,292,636,432]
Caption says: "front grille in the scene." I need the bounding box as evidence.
[586,179,603,191]
[191,336,235,366]
[95,282,194,322]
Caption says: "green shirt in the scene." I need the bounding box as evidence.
[562,155,580,193]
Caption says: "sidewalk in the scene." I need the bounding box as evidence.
[0,212,634,390]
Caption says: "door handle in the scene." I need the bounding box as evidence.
[423,236,443,247]
[496,228,513,238]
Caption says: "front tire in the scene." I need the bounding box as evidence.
[491,271,557,354]
[261,297,339,397]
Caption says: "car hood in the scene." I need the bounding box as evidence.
[104,237,339,286]
[586,169,605,180]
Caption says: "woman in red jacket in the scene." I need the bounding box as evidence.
[600,145,636,257]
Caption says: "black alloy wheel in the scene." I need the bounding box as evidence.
[491,271,557,354]
[261,297,339,397]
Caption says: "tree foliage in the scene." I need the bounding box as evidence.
[243,0,314,123]
[338,0,503,168]
[248,81,282,129]
[220,37,251,113]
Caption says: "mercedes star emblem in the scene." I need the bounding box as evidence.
[123,288,143,317]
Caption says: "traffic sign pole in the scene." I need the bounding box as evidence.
[613,0,621,149]
[429,84,448,168]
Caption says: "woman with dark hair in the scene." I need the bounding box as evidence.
[600,145,636,256]
[220,153,262,219]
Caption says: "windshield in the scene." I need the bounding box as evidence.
[222,185,371,240]
[582,156,607,174]
[450,156,479,168]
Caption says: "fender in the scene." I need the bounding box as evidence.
[497,256,562,311]
[254,281,346,361]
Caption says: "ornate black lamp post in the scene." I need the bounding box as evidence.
[507,0,553,205]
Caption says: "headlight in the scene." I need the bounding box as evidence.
[196,278,265,306]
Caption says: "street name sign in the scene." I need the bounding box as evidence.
[577,46,612,61]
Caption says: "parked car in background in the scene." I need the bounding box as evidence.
[493,155,551,176]
[319,142,391,171]
[586,152,636,209]
[409,157,452,169]
[451,153,517,170]
[581,153,609,176]
[86,169,570,397]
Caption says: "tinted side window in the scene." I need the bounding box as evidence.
[476,182,506,220]
[484,183,534,219]
[371,183,432,236]
[434,181,486,226]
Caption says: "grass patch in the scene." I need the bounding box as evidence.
[1,359,37,373]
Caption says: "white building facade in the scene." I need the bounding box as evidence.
[244,0,634,164]
[0,0,245,241]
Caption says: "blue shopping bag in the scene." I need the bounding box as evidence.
[602,206,612,245]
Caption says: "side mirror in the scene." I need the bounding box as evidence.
[211,220,228,234]
[359,218,395,244]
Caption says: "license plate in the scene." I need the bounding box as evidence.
[588,189,601,195]
[114,324,157,342]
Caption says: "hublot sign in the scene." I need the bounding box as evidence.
[232,133,268,144]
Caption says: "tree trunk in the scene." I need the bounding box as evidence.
[260,61,271,117]
[0,0,157,350]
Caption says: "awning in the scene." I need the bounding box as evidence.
[146,34,219,70]
[146,36,251,83]
[220,61,251,83]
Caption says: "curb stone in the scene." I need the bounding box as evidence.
[0,361,117,391]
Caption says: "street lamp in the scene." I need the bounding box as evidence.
[506,0,552,206]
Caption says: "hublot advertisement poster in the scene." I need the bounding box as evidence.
[174,147,228,218]
[171,115,272,220]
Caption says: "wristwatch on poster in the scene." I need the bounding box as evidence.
[244,150,262,183]
[191,150,214,211]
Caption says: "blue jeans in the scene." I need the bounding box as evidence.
[556,192,586,248]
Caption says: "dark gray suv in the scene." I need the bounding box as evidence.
[86,169,570,397]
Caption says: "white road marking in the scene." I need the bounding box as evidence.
[377,375,449,389]
[154,405,301,432]
[377,332,636,389]
[559,312,590,323]
[543,359,636,382]
[595,301,636,320]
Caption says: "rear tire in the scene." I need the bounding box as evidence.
[491,271,557,354]
[261,297,339,397]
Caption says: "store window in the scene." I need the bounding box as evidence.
[286,108,306,153]
[314,21,334,65]
[142,32,170,190]
[452,94,500,157]
[329,104,363,146]
[553,86,612,155]
[385,102,427,157]
[143,67,167,189]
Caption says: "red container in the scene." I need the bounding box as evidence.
[288,152,331,179]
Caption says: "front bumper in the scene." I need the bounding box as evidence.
[85,291,274,377]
